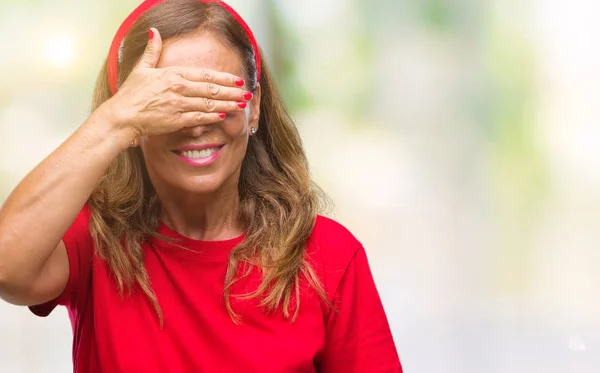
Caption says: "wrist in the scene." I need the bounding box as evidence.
[87,101,137,152]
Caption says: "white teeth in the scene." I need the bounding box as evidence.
[180,148,219,159]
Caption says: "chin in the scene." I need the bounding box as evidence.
[146,157,240,198]
[178,174,226,195]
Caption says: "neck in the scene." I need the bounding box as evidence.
[157,184,243,241]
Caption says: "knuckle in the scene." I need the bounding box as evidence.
[167,97,181,107]
[164,69,180,82]
[161,68,174,79]
[204,97,216,112]
[195,112,206,123]
[202,69,215,82]
[158,70,174,86]
[207,83,220,97]
[170,82,185,93]
[159,111,172,121]
[171,67,184,76]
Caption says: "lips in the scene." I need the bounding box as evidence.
[172,144,225,167]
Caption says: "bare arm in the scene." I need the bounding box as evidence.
[0,111,132,306]
[0,28,248,306]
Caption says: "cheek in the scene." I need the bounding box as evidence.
[140,138,172,169]
[221,118,250,165]
[223,114,250,139]
[142,152,169,179]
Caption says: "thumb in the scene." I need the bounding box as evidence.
[137,27,163,69]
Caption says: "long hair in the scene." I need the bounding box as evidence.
[88,0,330,325]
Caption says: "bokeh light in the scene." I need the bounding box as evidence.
[44,34,76,68]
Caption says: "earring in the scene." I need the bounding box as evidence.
[250,127,257,135]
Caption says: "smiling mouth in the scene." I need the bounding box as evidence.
[174,146,224,159]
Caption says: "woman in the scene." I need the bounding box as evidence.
[0,0,402,372]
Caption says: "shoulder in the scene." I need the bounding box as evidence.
[306,215,363,296]
[308,215,362,255]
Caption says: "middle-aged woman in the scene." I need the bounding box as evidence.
[0,0,402,372]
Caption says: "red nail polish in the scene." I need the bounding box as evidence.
[235,78,245,87]
[148,29,154,40]
[219,112,227,119]
[237,102,247,109]
[243,91,253,100]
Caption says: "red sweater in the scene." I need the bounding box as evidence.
[30,207,402,372]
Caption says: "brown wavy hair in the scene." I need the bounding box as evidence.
[88,0,330,325]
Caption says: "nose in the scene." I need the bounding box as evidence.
[179,124,212,137]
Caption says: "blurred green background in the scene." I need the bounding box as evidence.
[2,0,600,372]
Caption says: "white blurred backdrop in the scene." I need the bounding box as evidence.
[2,0,600,372]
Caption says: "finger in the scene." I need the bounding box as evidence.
[178,82,251,101]
[179,97,247,113]
[136,27,163,70]
[178,111,227,127]
[177,67,246,88]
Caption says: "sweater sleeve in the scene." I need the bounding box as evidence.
[317,246,402,373]
[28,205,94,317]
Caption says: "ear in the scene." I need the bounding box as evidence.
[248,84,261,134]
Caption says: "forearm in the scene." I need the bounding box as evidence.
[0,104,132,286]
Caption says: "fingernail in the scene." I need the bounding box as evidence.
[237,102,247,109]
[235,78,245,87]
[219,112,227,119]
[148,29,155,40]
[243,91,253,100]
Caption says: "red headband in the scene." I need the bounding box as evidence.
[107,0,261,95]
